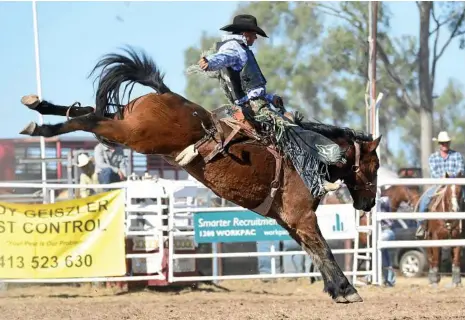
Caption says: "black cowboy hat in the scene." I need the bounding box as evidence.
[220,14,268,38]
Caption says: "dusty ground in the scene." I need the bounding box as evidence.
[0,277,464,320]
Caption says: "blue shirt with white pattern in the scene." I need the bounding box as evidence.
[205,34,276,106]
[428,150,465,178]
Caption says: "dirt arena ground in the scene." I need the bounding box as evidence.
[1,277,465,320]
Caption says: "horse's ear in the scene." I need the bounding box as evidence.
[457,171,463,178]
[445,172,450,178]
[365,135,382,153]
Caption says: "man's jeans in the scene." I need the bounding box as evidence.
[417,186,440,223]
[381,228,396,286]
[256,241,281,274]
[282,240,312,274]
[98,168,122,191]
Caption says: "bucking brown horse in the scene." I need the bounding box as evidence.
[422,172,464,287]
[18,47,381,303]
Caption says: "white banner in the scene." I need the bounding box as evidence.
[315,204,357,240]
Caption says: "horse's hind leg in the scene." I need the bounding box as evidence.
[19,113,128,144]
[277,212,361,303]
[21,95,96,118]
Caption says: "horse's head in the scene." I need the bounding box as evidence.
[444,171,464,212]
[343,136,382,211]
[382,185,421,212]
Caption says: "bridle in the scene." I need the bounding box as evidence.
[344,141,377,195]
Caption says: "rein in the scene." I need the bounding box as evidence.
[343,141,377,195]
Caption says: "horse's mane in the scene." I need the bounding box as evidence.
[298,121,373,142]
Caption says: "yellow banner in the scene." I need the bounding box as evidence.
[0,189,126,279]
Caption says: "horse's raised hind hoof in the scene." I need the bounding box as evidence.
[19,121,37,136]
[21,94,41,109]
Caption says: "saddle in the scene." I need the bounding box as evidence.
[196,105,283,216]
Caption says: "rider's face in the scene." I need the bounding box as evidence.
[243,31,257,46]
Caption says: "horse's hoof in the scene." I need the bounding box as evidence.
[345,292,363,303]
[20,122,37,135]
[334,296,348,303]
[21,94,41,109]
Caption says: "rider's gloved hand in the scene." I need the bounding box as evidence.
[272,95,284,111]
[198,57,209,70]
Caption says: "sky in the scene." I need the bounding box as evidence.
[1,1,464,160]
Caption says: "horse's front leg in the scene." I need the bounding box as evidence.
[21,94,98,118]
[451,225,462,287]
[276,212,362,304]
[428,232,441,286]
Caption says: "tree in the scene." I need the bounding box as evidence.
[312,1,465,176]
[183,1,465,172]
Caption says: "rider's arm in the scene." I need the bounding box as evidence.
[204,42,244,71]
[264,93,276,103]
[235,89,276,106]
[247,88,277,105]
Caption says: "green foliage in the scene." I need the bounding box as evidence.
[183,32,226,111]
[183,1,465,171]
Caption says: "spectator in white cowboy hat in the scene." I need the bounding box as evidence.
[415,131,465,238]
[76,153,101,198]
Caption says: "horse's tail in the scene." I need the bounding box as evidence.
[88,45,171,119]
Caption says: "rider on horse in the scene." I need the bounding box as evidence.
[197,14,294,120]
[416,131,465,238]
[197,14,344,197]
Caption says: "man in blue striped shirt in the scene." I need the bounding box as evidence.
[416,131,465,238]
